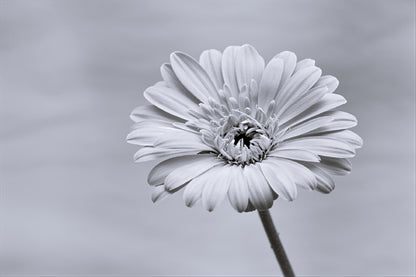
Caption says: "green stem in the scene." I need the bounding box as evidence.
[258,209,295,277]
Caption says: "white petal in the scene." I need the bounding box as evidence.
[279,137,355,158]
[268,148,320,162]
[319,157,352,175]
[273,51,297,90]
[202,165,232,211]
[280,116,334,141]
[235,44,265,91]
[260,159,297,201]
[182,164,221,207]
[130,105,182,123]
[304,164,335,193]
[133,147,203,163]
[199,49,224,90]
[148,155,203,186]
[276,66,322,117]
[320,130,363,149]
[258,57,284,110]
[144,85,199,120]
[279,86,328,125]
[313,75,339,94]
[221,45,240,97]
[170,52,218,102]
[151,186,172,202]
[281,93,347,128]
[271,158,317,190]
[243,164,274,210]
[294,58,315,72]
[164,156,223,191]
[127,121,175,146]
[227,165,249,212]
[310,111,357,133]
[160,63,191,95]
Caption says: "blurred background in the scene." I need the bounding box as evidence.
[1,0,415,276]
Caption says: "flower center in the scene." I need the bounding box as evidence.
[186,82,280,166]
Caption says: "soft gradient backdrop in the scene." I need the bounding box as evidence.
[1,0,415,276]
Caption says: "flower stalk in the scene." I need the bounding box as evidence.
[258,209,295,277]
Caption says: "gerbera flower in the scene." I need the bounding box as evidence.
[127,44,362,212]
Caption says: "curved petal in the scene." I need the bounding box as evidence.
[319,130,363,149]
[182,164,222,207]
[278,86,328,125]
[202,165,232,211]
[130,104,183,123]
[313,75,339,94]
[243,164,274,210]
[258,57,284,110]
[164,156,223,191]
[127,122,175,146]
[319,157,352,175]
[148,155,206,186]
[259,158,297,201]
[294,58,315,72]
[281,93,347,128]
[151,186,172,202]
[235,44,265,91]
[279,137,355,158]
[268,148,321,162]
[221,45,240,98]
[144,85,199,120]
[304,164,335,193]
[270,158,317,190]
[199,49,224,90]
[133,147,203,163]
[280,116,334,141]
[227,165,249,212]
[276,66,322,117]
[170,52,218,102]
[273,51,297,91]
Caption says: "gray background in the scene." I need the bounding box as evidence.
[1,0,415,276]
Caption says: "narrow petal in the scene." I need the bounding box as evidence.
[202,165,232,211]
[313,75,339,94]
[221,45,240,97]
[268,148,321,162]
[127,122,175,146]
[160,63,190,94]
[133,147,203,163]
[310,111,357,133]
[183,165,221,207]
[270,158,317,190]
[273,51,297,90]
[144,85,199,120]
[258,57,284,110]
[199,49,224,90]
[280,116,334,141]
[279,137,355,158]
[164,156,223,191]
[319,130,363,149]
[243,164,274,210]
[260,159,297,201]
[281,93,347,128]
[170,52,218,102]
[151,186,172,202]
[148,155,203,186]
[279,86,328,125]
[276,66,322,117]
[227,165,249,212]
[304,164,335,193]
[294,58,315,72]
[319,157,352,175]
[235,44,265,91]
[130,104,183,123]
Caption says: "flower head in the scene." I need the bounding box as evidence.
[127,44,362,212]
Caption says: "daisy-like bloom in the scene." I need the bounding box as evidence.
[127,44,362,212]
